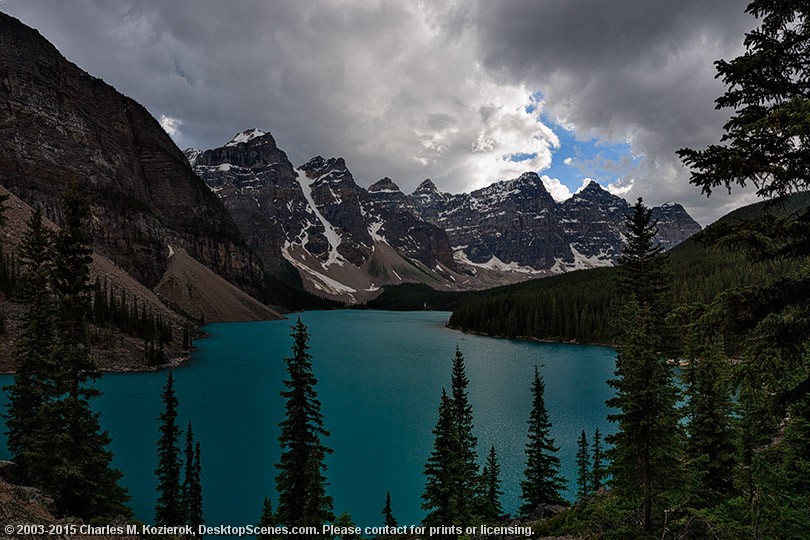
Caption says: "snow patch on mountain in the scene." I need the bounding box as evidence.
[226,128,266,147]
[368,221,387,244]
[296,167,345,267]
[550,245,614,273]
[454,250,543,274]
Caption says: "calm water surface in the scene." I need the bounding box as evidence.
[0,310,616,531]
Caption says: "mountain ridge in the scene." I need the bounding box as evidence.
[0,11,270,298]
[189,130,701,303]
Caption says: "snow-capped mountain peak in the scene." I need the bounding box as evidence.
[225,128,267,147]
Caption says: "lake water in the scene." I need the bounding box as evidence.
[0,310,616,532]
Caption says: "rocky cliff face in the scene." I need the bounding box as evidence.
[0,12,264,295]
[651,202,704,251]
[189,132,457,302]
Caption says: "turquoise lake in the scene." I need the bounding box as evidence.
[0,310,616,532]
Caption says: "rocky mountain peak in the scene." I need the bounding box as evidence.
[579,179,606,194]
[183,148,202,167]
[193,130,292,172]
[515,171,544,185]
[567,179,623,208]
[414,179,439,194]
[651,202,702,249]
[300,156,353,186]
[510,171,553,197]
[225,128,267,147]
[368,177,402,193]
[469,171,555,208]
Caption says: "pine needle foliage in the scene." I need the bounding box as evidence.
[519,366,566,516]
[275,317,334,535]
[155,370,183,525]
[606,199,681,532]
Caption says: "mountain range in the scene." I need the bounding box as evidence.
[187,130,701,303]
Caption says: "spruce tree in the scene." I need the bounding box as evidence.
[771,393,810,534]
[677,305,736,507]
[382,491,397,527]
[478,445,503,521]
[182,422,204,530]
[575,430,591,502]
[606,199,681,532]
[155,370,183,525]
[590,428,605,492]
[275,317,333,535]
[257,497,277,540]
[449,346,479,521]
[422,389,465,534]
[676,1,810,202]
[333,512,361,540]
[678,2,810,533]
[519,366,565,516]
[3,209,56,483]
[33,186,129,520]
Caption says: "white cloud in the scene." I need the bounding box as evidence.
[606,177,634,196]
[541,175,573,202]
[159,114,182,138]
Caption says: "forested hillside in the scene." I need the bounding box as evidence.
[446,193,810,344]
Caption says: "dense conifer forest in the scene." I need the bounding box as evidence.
[446,193,809,345]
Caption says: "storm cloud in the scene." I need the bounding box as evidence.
[1,0,761,224]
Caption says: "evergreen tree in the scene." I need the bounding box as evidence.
[590,428,605,492]
[449,346,479,521]
[182,422,204,530]
[575,430,591,502]
[606,199,681,532]
[678,2,810,533]
[3,209,56,483]
[677,304,736,507]
[155,370,183,525]
[422,389,465,534]
[676,1,810,202]
[382,491,397,527]
[478,445,503,521]
[257,497,277,540]
[51,185,96,390]
[519,366,565,516]
[275,317,333,535]
[770,393,810,533]
[28,186,129,520]
[333,512,362,540]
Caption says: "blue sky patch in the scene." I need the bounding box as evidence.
[538,112,641,194]
[505,152,538,163]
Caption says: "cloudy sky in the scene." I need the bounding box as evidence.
[1,0,760,224]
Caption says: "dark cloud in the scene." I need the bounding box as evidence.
[466,0,759,223]
[1,0,761,223]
